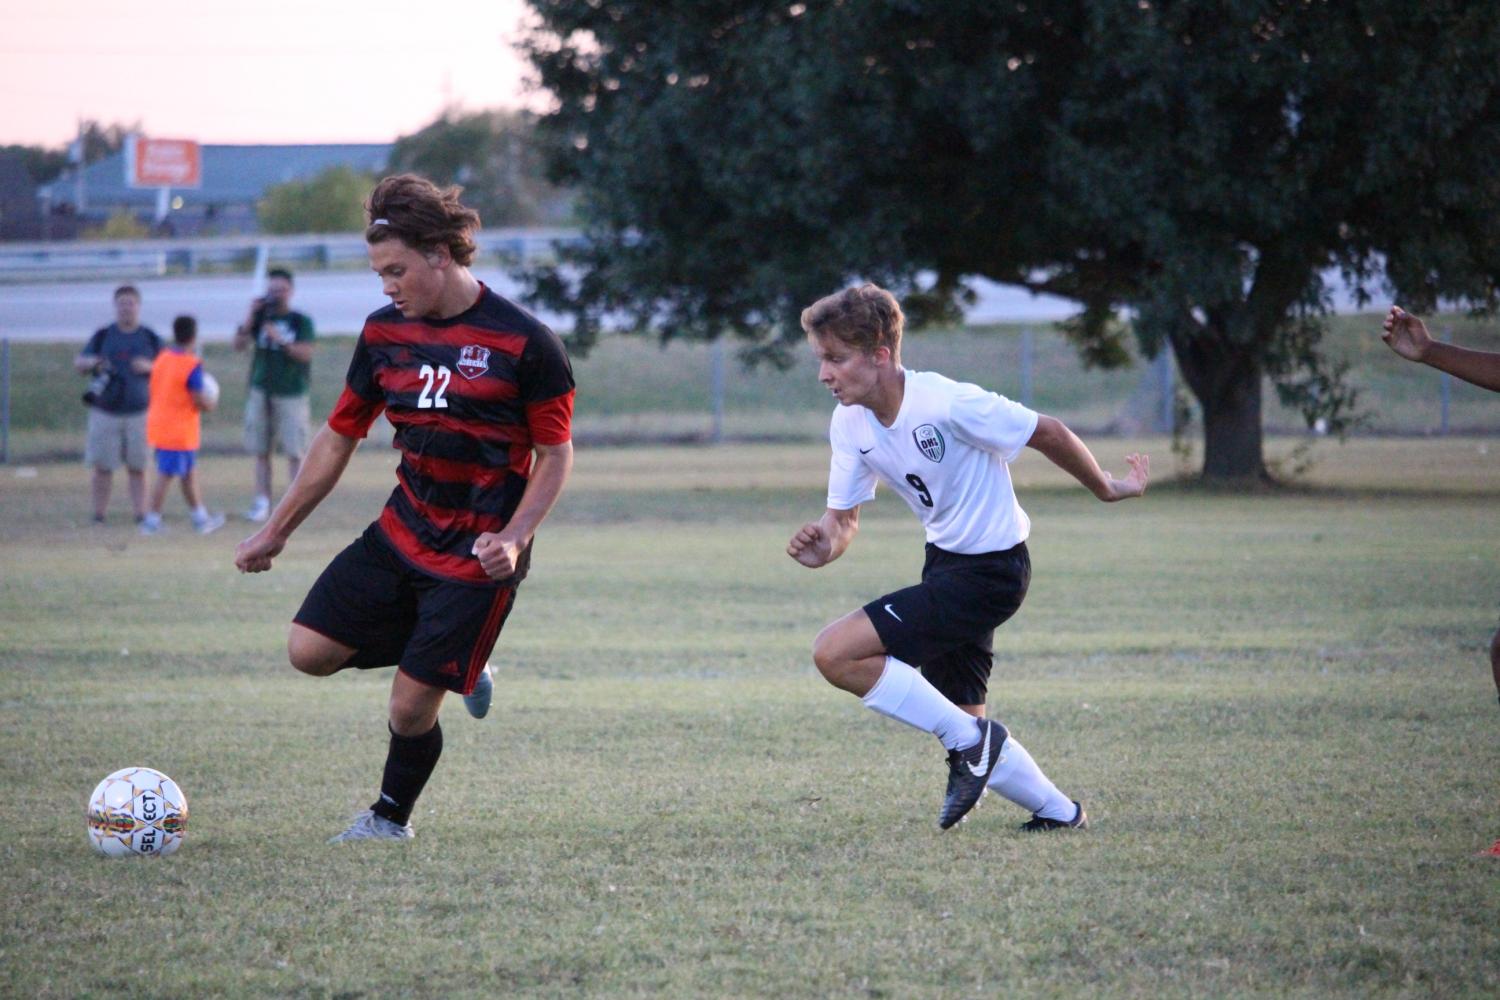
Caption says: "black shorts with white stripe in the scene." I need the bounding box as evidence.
[863,541,1030,706]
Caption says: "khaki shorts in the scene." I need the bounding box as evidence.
[84,409,148,472]
[244,389,311,459]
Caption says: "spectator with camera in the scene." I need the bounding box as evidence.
[234,267,315,523]
[74,285,161,525]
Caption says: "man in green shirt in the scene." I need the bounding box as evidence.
[234,267,315,522]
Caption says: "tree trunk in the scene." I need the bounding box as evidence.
[1171,332,1269,482]
[1198,365,1266,480]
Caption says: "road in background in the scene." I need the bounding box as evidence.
[0,270,1101,343]
[0,269,1377,344]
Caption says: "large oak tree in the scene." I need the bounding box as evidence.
[523,0,1500,479]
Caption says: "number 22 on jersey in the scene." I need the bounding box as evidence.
[417,364,450,409]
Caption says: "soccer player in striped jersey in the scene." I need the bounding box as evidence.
[234,175,575,842]
[787,284,1148,831]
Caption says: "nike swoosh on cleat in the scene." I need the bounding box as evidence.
[966,724,993,776]
[884,603,902,621]
[859,447,873,454]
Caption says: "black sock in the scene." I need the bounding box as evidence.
[370,719,443,826]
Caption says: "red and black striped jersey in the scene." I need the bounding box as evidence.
[327,284,575,585]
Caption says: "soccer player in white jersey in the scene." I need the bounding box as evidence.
[787,284,1149,830]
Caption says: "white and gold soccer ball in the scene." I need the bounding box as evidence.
[199,372,221,409]
[86,767,188,857]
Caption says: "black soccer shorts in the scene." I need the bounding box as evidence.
[294,524,518,696]
[863,541,1031,706]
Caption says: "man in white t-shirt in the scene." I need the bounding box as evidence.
[787,284,1149,831]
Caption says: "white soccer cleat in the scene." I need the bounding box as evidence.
[244,496,271,523]
[327,809,414,843]
[463,664,494,719]
[193,511,227,535]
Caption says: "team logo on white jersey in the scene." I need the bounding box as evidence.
[913,424,945,462]
[456,344,491,380]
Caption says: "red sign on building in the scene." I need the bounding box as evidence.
[127,137,202,188]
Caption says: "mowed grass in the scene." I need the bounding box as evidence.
[1,438,1498,997]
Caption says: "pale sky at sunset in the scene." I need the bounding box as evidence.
[1,0,539,147]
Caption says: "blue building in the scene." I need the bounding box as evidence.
[38,143,392,236]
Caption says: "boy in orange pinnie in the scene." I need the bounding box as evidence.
[141,315,226,536]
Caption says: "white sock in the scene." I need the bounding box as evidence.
[142,512,162,527]
[986,736,1076,820]
[860,657,981,751]
[192,505,209,520]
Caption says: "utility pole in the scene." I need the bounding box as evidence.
[1440,326,1452,435]
[72,119,86,213]
[710,339,726,444]
[1019,327,1034,407]
[1,339,10,464]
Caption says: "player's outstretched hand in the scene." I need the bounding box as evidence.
[1381,305,1432,363]
[234,528,285,573]
[473,532,523,581]
[787,520,833,568]
[1102,452,1149,502]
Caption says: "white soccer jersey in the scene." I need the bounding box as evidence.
[825,369,1039,554]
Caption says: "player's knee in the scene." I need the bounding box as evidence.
[286,630,345,676]
[811,630,850,683]
[287,646,338,676]
[387,696,439,737]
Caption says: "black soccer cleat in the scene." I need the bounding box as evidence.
[938,718,1009,830]
[1020,801,1088,832]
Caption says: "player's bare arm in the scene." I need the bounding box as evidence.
[73,351,101,374]
[787,505,860,568]
[472,440,574,581]
[1383,305,1500,392]
[234,425,360,573]
[1026,415,1149,501]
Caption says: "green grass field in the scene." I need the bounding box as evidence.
[1,437,1497,997]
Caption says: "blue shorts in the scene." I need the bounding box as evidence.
[154,449,196,476]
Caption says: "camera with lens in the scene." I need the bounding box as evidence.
[82,360,116,407]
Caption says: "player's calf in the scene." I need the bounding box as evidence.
[1490,626,1499,706]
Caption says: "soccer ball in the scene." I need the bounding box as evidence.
[199,372,221,409]
[86,767,188,858]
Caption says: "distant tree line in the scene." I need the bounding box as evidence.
[259,110,572,234]
[6,113,571,236]
[2,119,139,186]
